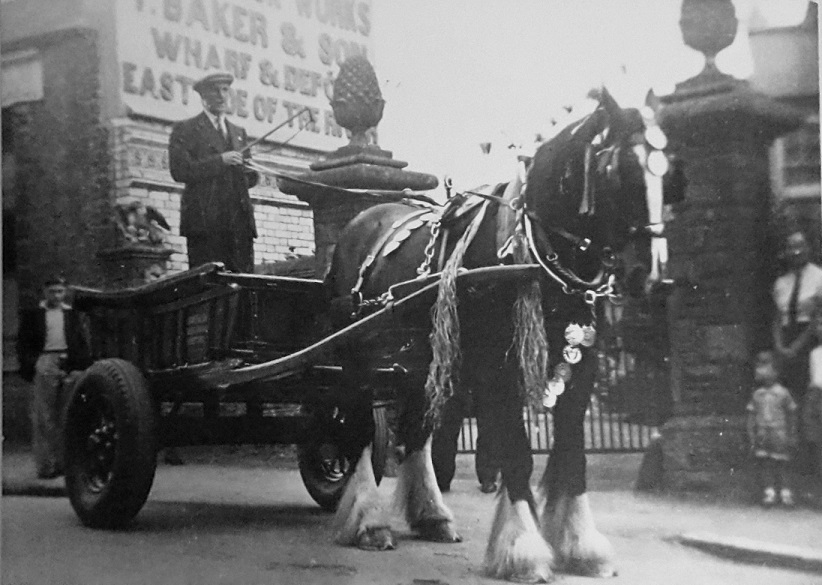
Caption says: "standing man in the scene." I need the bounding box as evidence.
[169,72,259,273]
[18,276,91,479]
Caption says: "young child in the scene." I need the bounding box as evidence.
[802,309,822,480]
[746,350,798,506]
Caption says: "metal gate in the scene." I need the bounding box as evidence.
[456,314,671,454]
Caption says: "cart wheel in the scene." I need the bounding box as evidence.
[64,358,158,529]
[298,405,389,511]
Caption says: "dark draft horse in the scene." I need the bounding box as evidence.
[325,88,668,582]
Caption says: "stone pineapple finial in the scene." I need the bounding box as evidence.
[331,55,385,149]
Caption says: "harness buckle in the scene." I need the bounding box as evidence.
[578,238,591,252]
[584,289,598,306]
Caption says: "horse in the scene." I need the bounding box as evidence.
[324,88,668,582]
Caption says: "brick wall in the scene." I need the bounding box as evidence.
[110,118,318,274]
[7,29,111,306]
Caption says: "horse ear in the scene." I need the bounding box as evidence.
[590,86,632,144]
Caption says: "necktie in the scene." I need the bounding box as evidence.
[788,267,802,326]
[216,117,228,141]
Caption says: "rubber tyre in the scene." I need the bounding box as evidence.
[298,405,389,511]
[64,359,158,529]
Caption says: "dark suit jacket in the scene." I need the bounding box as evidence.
[17,307,92,382]
[169,112,259,238]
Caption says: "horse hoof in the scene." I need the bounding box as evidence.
[357,527,396,551]
[565,558,617,578]
[415,519,463,543]
[509,570,552,584]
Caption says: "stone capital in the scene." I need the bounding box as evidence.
[659,80,806,148]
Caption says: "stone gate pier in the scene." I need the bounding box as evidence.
[649,0,804,495]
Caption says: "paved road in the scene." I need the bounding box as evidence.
[3,462,821,585]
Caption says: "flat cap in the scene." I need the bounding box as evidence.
[193,72,234,94]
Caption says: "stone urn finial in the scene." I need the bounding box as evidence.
[679,0,738,77]
[331,55,385,150]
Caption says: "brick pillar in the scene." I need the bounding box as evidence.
[654,72,804,494]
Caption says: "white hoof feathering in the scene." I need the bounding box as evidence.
[332,444,392,548]
[394,436,455,532]
[484,487,554,584]
[541,493,616,577]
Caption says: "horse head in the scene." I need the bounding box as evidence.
[521,87,671,297]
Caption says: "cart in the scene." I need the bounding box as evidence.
[63,261,542,528]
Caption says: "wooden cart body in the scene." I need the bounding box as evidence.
[64,262,542,527]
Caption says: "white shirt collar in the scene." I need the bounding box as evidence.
[203,109,225,132]
[39,300,71,310]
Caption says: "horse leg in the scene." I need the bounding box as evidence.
[332,346,395,551]
[393,376,461,542]
[332,443,394,550]
[540,351,616,577]
[478,363,554,584]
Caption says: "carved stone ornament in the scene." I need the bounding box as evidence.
[680,0,738,74]
[113,201,171,248]
[331,55,386,149]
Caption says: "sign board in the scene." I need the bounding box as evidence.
[116,0,374,151]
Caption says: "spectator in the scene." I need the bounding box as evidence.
[169,72,259,273]
[802,304,822,479]
[17,276,91,479]
[432,390,501,494]
[772,229,822,403]
[746,350,798,507]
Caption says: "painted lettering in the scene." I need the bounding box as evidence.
[294,0,312,18]
[249,11,268,47]
[151,28,183,61]
[234,89,249,117]
[223,51,252,79]
[252,95,278,122]
[357,2,370,36]
[175,74,194,104]
[324,109,342,137]
[122,62,139,94]
[164,0,182,21]
[186,0,211,31]
[211,0,231,37]
[160,72,175,100]
[232,5,249,42]
[258,60,280,87]
[283,65,322,96]
[140,67,158,97]
[293,0,370,37]
[281,22,305,58]
[204,44,221,70]
[185,37,203,68]
[318,33,367,66]
[283,100,319,133]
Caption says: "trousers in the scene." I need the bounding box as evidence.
[31,353,69,478]
[187,230,254,273]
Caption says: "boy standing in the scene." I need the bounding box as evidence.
[746,351,798,506]
[17,277,90,478]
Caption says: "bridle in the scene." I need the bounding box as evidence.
[465,105,669,305]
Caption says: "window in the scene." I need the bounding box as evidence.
[771,118,821,198]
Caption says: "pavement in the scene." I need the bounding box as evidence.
[4,443,822,576]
